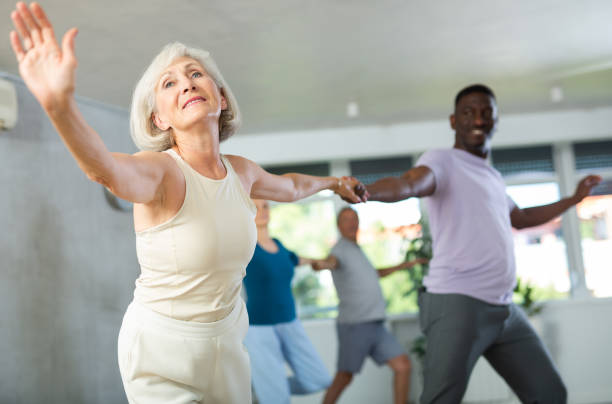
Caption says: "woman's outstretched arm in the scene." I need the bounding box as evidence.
[226,155,366,203]
[9,2,166,204]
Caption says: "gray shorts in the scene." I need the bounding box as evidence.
[336,320,405,374]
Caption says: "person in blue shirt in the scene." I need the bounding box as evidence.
[243,199,332,404]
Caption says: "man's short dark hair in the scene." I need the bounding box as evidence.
[454,84,496,107]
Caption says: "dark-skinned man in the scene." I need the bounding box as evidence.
[355,84,601,403]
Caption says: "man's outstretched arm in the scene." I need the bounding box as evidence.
[364,166,437,203]
[310,255,339,271]
[510,175,602,229]
[377,258,429,277]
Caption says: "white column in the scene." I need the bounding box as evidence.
[553,143,590,298]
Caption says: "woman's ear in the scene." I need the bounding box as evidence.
[219,87,228,110]
[152,112,170,131]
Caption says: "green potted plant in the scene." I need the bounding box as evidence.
[402,218,432,373]
[403,221,432,299]
[513,277,544,317]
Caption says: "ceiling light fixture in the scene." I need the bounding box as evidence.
[550,86,564,103]
[346,101,359,118]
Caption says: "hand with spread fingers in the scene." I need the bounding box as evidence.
[10,2,79,111]
[335,176,368,204]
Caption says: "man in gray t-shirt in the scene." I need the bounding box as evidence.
[356,84,601,404]
[316,207,424,404]
[329,236,387,324]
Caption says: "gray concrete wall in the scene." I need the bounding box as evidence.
[0,75,137,404]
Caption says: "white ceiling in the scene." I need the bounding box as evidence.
[1,0,612,134]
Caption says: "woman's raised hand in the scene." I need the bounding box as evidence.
[10,2,78,111]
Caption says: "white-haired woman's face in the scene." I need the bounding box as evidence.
[152,56,227,135]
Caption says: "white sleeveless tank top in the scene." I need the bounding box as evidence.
[133,149,257,322]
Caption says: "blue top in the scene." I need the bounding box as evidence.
[243,239,299,325]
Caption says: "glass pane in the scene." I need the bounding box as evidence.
[506,182,570,300]
[354,199,422,314]
[268,199,339,318]
[350,156,413,185]
[576,187,612,297]
[265,162,330,177]
[573,140,612,171]
[492,146,554,177]
[269,198,424,317]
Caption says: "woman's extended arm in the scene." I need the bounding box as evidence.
[9,2,166,204]
[376,257,429,277]
[226,155,366,203]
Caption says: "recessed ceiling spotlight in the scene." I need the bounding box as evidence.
[346,101,359,118]
[550,86,564,103]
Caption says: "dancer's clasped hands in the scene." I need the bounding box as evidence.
[336,176,369,204]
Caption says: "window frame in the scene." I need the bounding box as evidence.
[572,142,612,298]
[266,142,612,319]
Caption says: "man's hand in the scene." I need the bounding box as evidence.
[572,175,602,204]
[311,260,326,271]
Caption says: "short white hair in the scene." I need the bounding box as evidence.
[130,42,241,151]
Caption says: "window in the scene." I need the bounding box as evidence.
[574,140,612,297]
[268,195,424,318]
[574,140,612,171]
[262,139,612,318]
[267,156,424,318]
[506,183,569,299]
[353,199,423,313]
[577,189,612,297]
[350,155,423,313]
[493,146,568,300]
[350,156,412,184]
[265,162,330,177]
[492,146,554,177]
[264,162,338,318]
[268,195,339,318]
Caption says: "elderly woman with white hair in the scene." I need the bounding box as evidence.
[9,3,366,403]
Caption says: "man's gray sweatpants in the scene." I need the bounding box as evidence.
[418,291,567,404]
